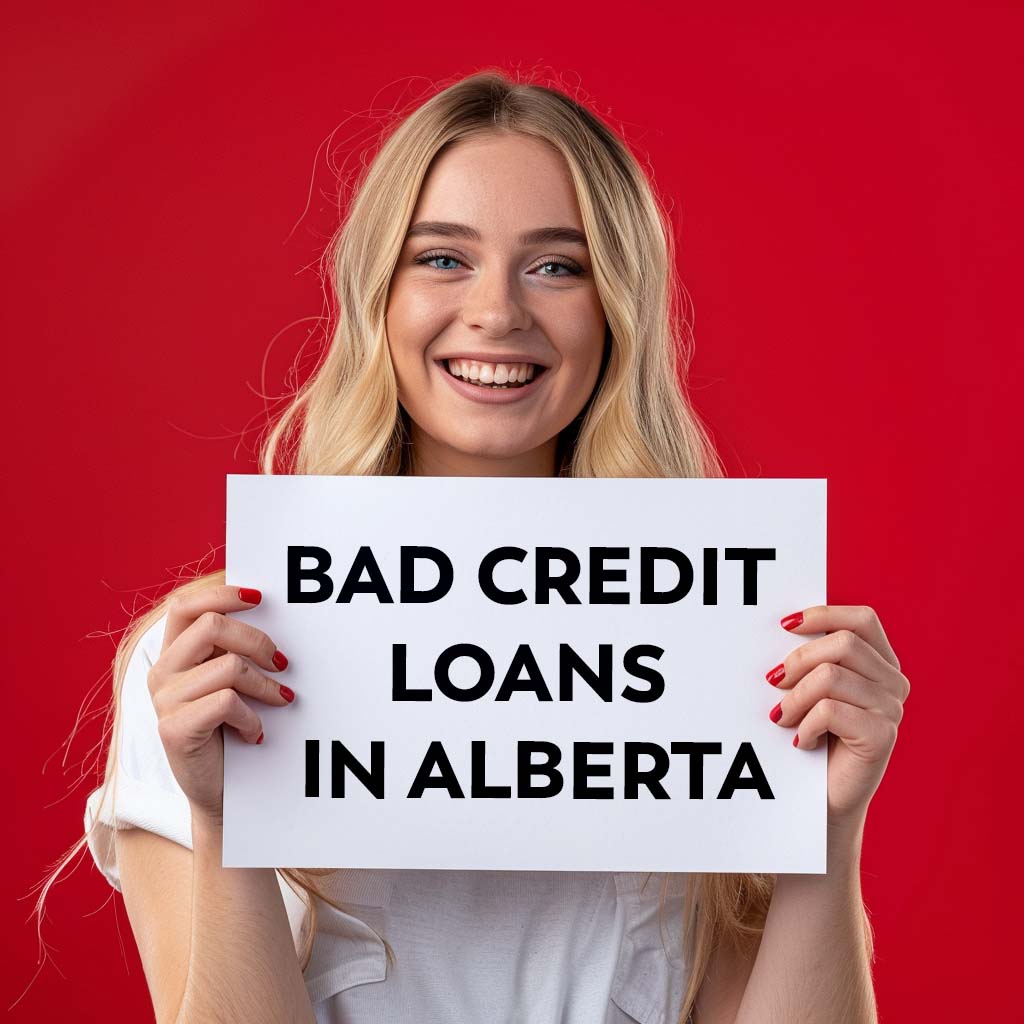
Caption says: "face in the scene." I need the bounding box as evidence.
[385,132,608,476]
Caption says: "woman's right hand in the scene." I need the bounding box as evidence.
[147,585,294,826]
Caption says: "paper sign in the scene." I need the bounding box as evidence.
[223,475,827,872]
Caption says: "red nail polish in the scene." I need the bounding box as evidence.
[793,733,800,747]
[273,650,288,670]
[239,587,262,605]
[280,685,295,703]
[256,731,264,744]
[766,663,785,685]
[780,611,803,631]
[769,702,783,723]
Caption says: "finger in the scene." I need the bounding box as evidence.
[769,663,904,730]
[780,604,900,670]
[792,699,897,759]
[152,651,295,713]
[158,688,264,750]
[768,628,908,701]
[162,609,286,676]
[161,584,264,654]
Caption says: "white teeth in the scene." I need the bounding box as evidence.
[445,359,542,388]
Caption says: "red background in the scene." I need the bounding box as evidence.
[4,2,1019,1020]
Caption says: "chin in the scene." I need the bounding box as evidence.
[447,436,535,460]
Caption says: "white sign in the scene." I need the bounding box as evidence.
[224,475,827,872]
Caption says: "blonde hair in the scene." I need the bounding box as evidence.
[39,68,872,1022]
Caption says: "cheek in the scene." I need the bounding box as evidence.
[387,284,452,364]
[557,309,607,387]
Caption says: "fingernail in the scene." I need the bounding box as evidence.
[280,684,295,703]
[769,702,783,723]
[766,663,786,685]
[273,650,288,670]
[256,731,264,744]
[793,733,800,747]
[239,587,262,604]
[780,611,803,631]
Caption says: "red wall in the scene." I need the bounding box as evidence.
[5,3,1018,1019]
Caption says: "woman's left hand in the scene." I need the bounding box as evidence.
[765,605,910,832]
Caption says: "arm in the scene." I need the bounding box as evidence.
[697,817,876,1024]
[744,815,875,1023]
[116,814,315,1024]
[697,604,907,1023]
[115,585,315,1022]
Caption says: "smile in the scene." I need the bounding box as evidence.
[435,358,549,405]
[443,358,546,389]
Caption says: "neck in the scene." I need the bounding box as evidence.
[409,425,559,478]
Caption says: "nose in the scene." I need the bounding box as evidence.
[460,266,532,337]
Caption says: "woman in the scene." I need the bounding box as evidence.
[61,70,907,1022]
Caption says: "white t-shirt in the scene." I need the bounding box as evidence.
[84,613,692,1023]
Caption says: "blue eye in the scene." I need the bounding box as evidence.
[412,250,584,277]
[535,259,581,277]
[415,253,464,271]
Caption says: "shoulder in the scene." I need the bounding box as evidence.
[135,610,169,667]
[114,610,178,784]
[116,611,169,721]
[116,608,173,707]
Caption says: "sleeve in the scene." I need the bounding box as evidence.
[83,612,193,891]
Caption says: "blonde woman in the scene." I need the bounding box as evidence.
[62,70,908,1023]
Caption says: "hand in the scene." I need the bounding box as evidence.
[147,585,295,826]
[765,605,910,831]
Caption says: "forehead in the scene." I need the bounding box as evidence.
[410,133,584,233]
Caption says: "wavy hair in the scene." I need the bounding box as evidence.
[39,68,872,1023]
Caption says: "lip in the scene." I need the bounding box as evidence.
[434,358,548,405]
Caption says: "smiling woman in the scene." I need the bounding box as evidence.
[46,68,888,1024]
[386,133,609,475]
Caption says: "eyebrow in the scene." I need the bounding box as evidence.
[405,220,588,248]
